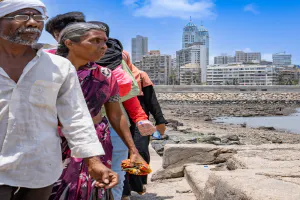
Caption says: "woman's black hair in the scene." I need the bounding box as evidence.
[45,12,86,36]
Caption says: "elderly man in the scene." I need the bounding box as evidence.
[0,0,118,199]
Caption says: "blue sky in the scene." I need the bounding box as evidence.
[39,0,300,64]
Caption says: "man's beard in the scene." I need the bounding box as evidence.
[0,27,42,46]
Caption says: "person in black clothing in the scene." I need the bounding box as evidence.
[122,69,168,198]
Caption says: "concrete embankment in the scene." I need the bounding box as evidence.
[153,144,300,200]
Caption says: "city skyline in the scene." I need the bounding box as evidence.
[39,0,300,64]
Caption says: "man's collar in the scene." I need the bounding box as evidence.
[32,43,47,56]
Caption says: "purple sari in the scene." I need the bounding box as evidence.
[50,62,120,200]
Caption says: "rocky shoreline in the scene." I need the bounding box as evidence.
[148,92,300,199]
[163,103,298,119]
[150,93,300,157]
[157,92,300,103]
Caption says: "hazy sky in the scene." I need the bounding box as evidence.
[39,0,300,64]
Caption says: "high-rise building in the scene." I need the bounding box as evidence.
[182,18,209,65]
[235,51,245,63]
[195,26,209,65]
[139,51,171,85]
[182,19,198,49]
[171,58,177,70]
[176,44,207,84]
[235,51,261,63]
[273,52,292,67]
[207,64,278,85]
[214,55,235,64]
[131,35,148,63]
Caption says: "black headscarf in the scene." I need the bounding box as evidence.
[96,38,123,71]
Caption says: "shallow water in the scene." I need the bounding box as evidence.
[214,108,300,134]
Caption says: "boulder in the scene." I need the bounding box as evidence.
[151,140,177,156]
[240,122,247,128]
[152,144,237,180]
[151,166,184,181]
[199,136,222,144]
[204,117,213,121]
[258,126,276,131]
[203,169,300,200]
[226,135,240,141]
[183,144,300,200]
[177,126,192,132]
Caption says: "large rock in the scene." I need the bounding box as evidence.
[202,169,300,200]
[199,136,222,144]
[184,165,213,200]
[151,144,236,180]
[151,140,177,156]
[169,135,199,144]
[177,126,192,132]
[162,144,236,169]
[183,144,300,200]
[151,130,207,156]
[151,166,184,181]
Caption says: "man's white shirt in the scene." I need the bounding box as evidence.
[0,49,104,188]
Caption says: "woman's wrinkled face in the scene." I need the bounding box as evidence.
[66,29,108,62]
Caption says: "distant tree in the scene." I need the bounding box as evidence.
[168,69,178,85]
[278,74,284,85]
[278,74,299,85]
[232,78,239,85]
[185,71,193,85]
[193,73,201,85]
[225,81,231,85]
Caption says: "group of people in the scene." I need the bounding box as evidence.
[0,0,167,200]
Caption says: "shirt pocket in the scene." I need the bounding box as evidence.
[29,80,60,108]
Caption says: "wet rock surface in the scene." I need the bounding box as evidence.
[149,100,300,156]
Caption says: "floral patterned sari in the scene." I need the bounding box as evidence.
[49,62,120,200]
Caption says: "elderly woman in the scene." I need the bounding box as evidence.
[49,22,145,200]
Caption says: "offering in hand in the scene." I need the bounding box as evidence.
[121,159,152,175]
